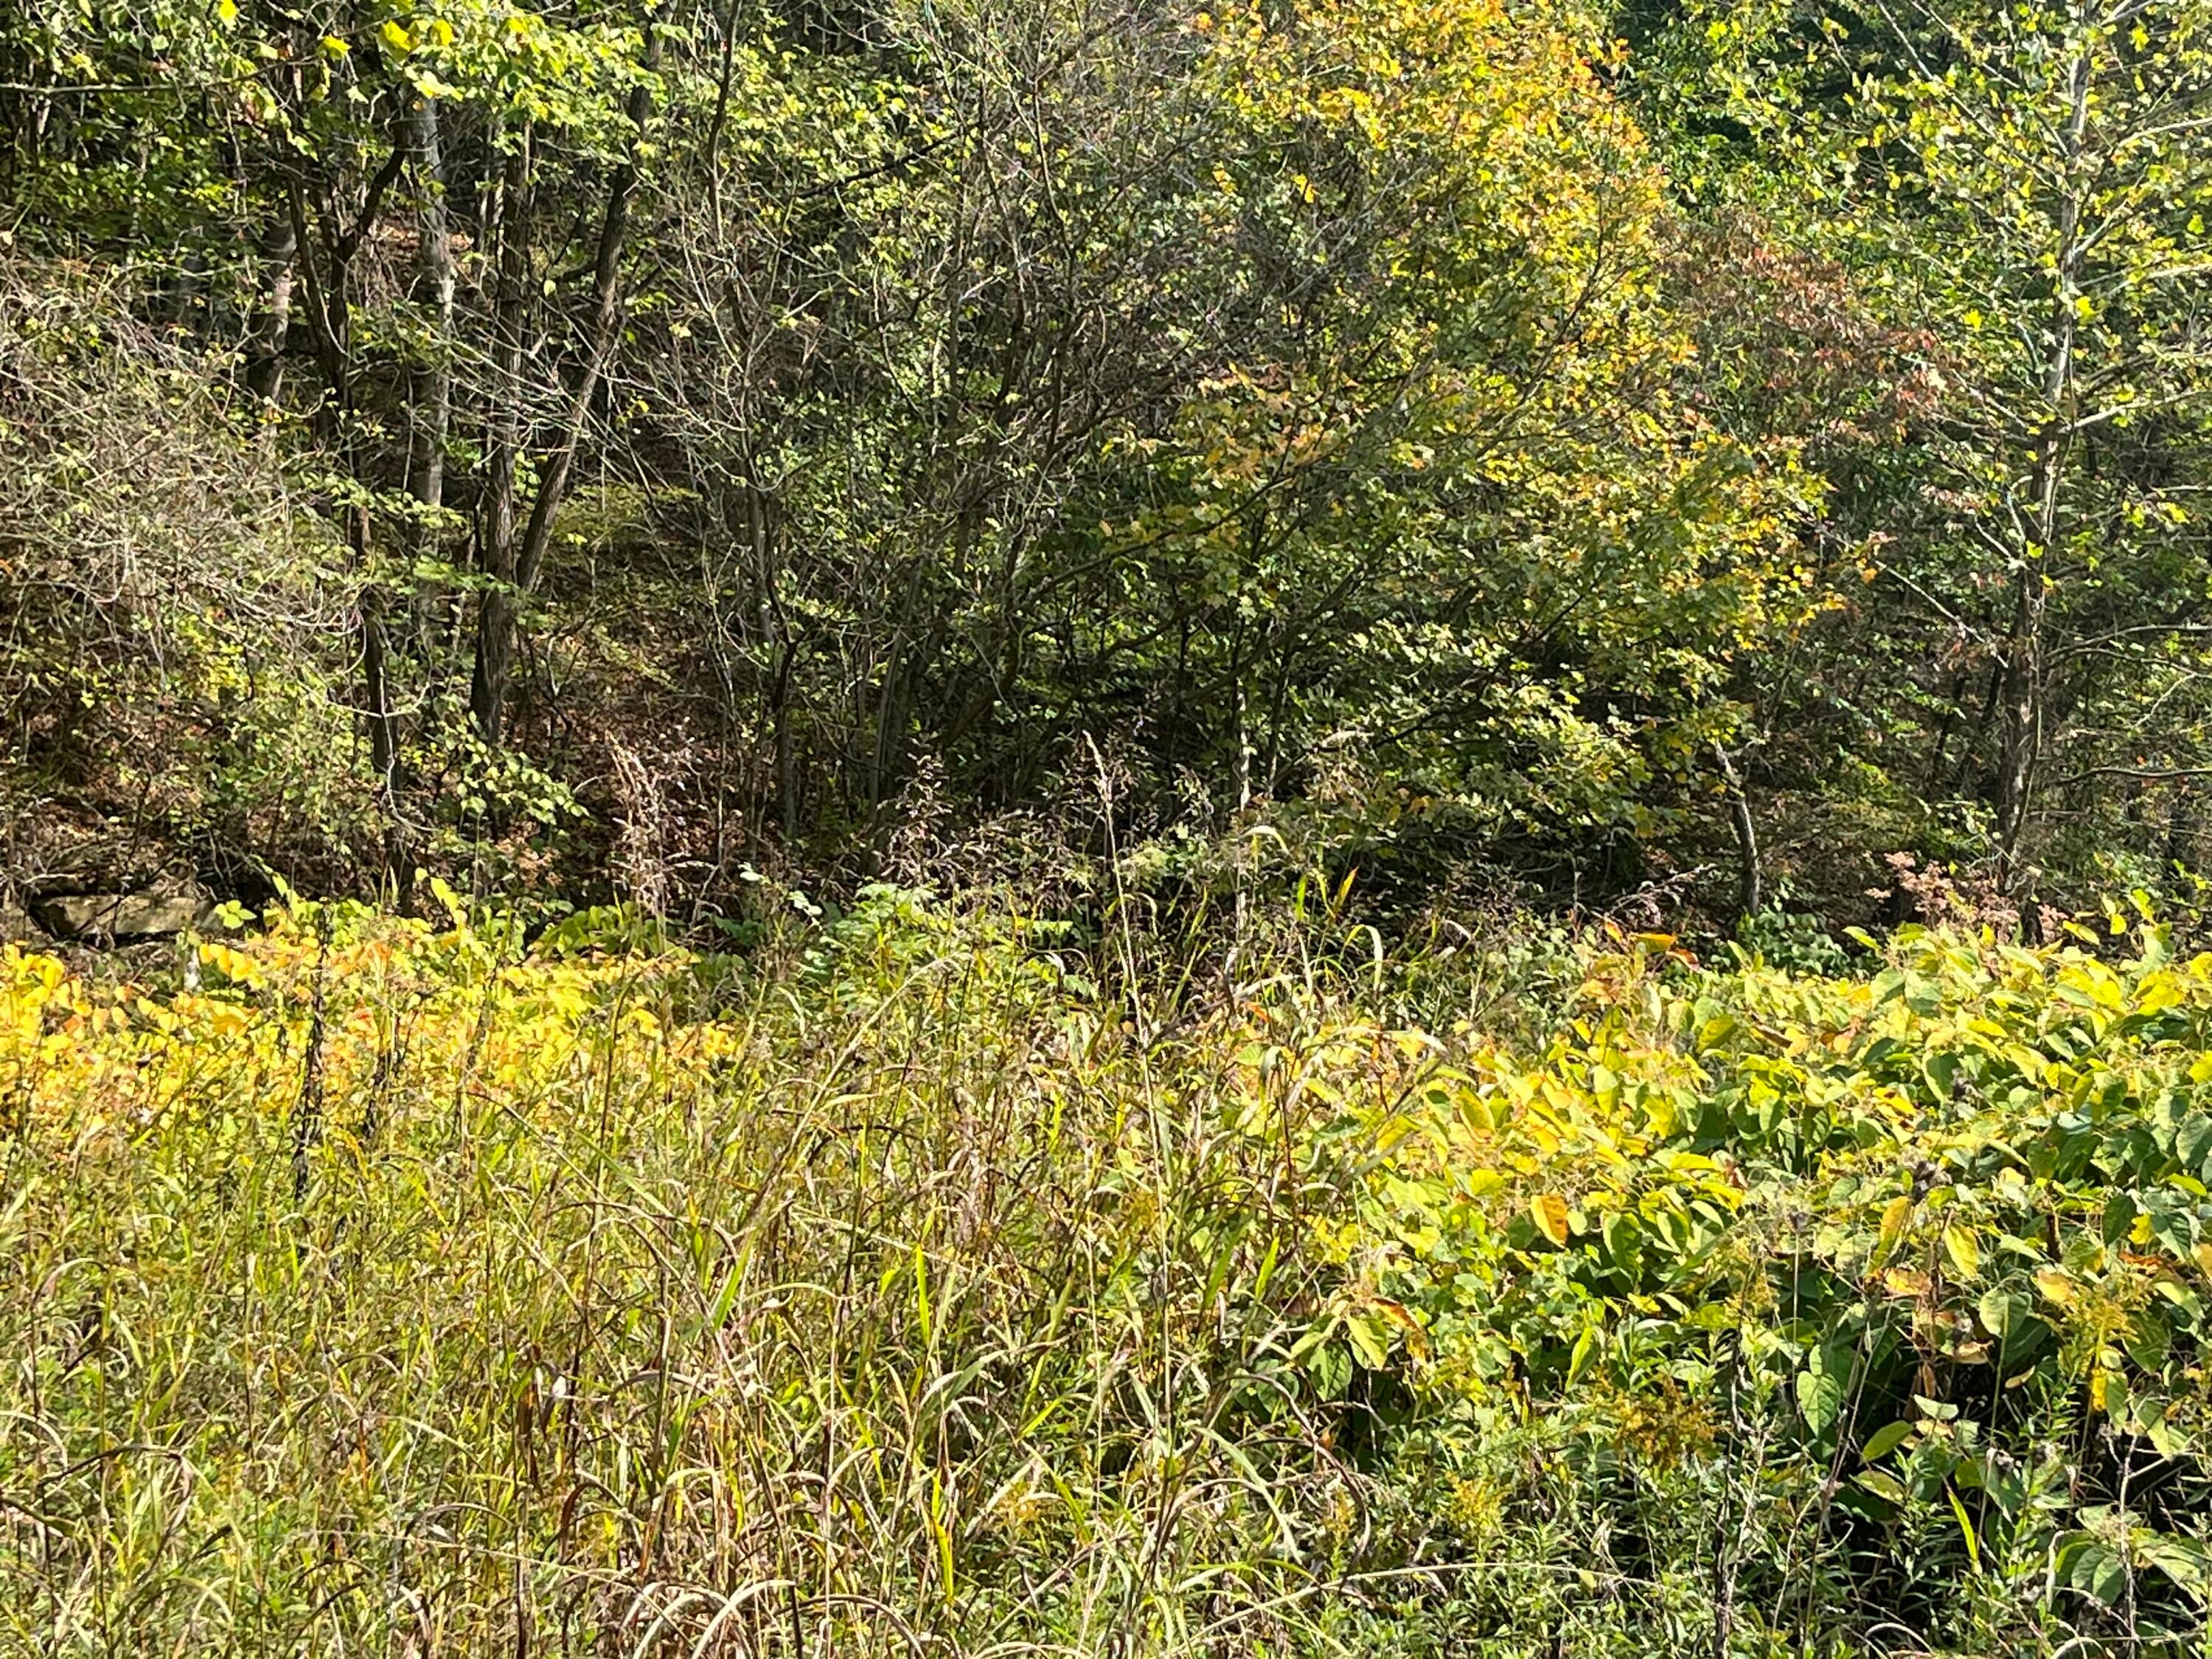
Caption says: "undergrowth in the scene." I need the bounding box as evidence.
[3,891,2212,1655]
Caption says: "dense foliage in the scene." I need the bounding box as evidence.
[4,0,2208,928]
[11,0,2212,1652]
[9,900,2212,1652]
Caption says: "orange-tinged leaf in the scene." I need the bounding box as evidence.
[1530,1193,1571,1247]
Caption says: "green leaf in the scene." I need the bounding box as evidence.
[1860,1419,1915,1462]
[1979,1286,2025,1339]
[2061,1537,2129,1607]
[2104,1192,2139,1248]
[1306,1340,1352,1400]
[1344,1312,1388,1370]
[2178,1113,2212,1172]
[1567,1324,1596,1386]
[2140,1533,2212,1598]
[2124,1306,2171,1371]
[1601,1211,1644,1277]
[1798,1364,1846,1433]
[1945,1485,1981,1571]
[2149,1408,2196,1459]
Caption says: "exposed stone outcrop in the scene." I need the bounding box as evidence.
[31,886,212,942]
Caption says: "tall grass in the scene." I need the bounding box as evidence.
[0,899,1408,1655]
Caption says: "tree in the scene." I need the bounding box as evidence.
[1075,0,1822,889]
[1879,0,2212,894]
[1657,0,2212,910]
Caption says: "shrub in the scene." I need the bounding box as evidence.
[1329,916,2212,1652]
[0,270,373,897]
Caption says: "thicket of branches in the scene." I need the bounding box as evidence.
[3,0,2211,936]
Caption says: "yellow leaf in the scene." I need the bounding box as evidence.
[1871,1194,1913,1270]
[1942,1225,1980,1280]
[2035,1267,2078,1308]
[1530,1193,1571,1247]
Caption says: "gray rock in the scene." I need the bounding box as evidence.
[33,887,211,942]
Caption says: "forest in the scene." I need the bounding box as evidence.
[4,0,2212,1651]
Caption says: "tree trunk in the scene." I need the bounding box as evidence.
[1714,742,1762,919]
[1994,17,2090,897]
[243,213,297,403]
[469,128,535,745]
[471,15,664,744]
[1993,546,2050,884]
[354,502,400,803]
[408,94,454,537]
[271,119,410,883]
